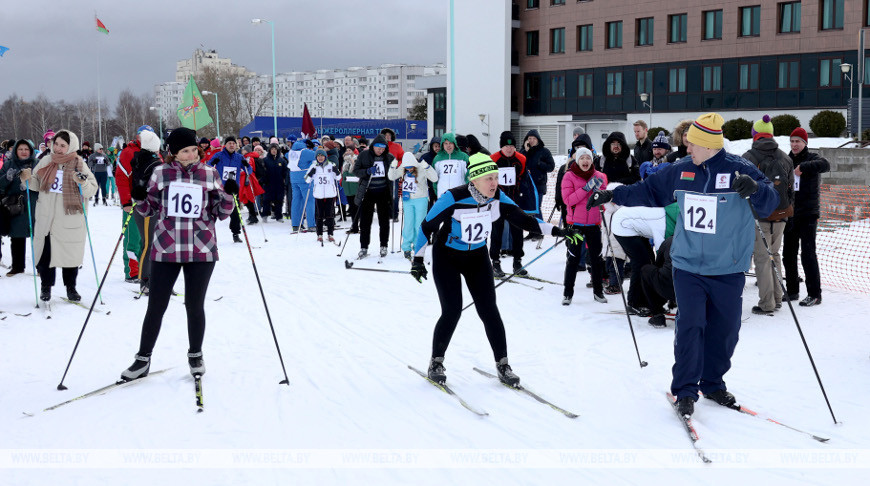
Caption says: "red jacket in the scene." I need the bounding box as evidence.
[561,165,608,226]
[387,141,404,167]
[115,140,141,207]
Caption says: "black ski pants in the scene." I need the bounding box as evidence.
[359,188,391,249]
[315,197,335,236]
[783,216,822,298]
[563,225,604,297]
[489,220,524,262]
[431,245,508,361]
[137,261,215,355]
[615,235,655,308]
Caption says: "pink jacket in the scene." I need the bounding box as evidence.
[561,167,608,225]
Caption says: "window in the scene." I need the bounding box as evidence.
[867,0,870,27]
[740,6,761,36]
[551,0,565,4]
[527,0,539,8]
[669,67,686,93]
[606,71,622,96]
[550,27,566,53]
[739,63,759,89]
[778,60,799,88]
[577,24,593,51]
[637,70,653,95]
[606,21,622,48]
[525,76,540,99]
[636,17,654,46]
[703,10,723,40]
[526,31,539,56]
[669,14,687,43]
[779,2,801,33]
[819,58,843,87]
[578,73,593,97]
[703,65,722,91]
[820,0,844,30]
[551,74,566,98]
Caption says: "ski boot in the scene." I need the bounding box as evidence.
[492,260,506,278]
[512,259,528,276]
[120,353,151,382]
[562,296,572,306]
[40,285,51,302]
[704,389,736,408]
[593,293,607,303]
[428,356,446,384]
[675,396,694,417]
[66,286,81,302]
[233,234,243,243]
[188,351,205,376]
[328,236,336,244]
[496,357,520,387]
[358,248,368,259]
[379,246,388,258]
[403,250,412,261]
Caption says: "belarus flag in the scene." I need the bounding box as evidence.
[96,17,109,35]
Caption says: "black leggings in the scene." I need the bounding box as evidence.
[431,245,508,361]
[359,188,391,249]
[489,220,524,262]
[564,225,604,296]
[314,197,335,236]
[137,261,215,355]
[615,235,655,308]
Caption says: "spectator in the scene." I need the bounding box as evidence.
[633,120,653,164]
[601,132,640,186]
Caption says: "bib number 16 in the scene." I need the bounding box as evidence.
[167,182,203,219]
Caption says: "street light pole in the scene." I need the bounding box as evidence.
[252,18,278,138]
[149,106,163,146]
[841,63,853,137]
[640,92,652,128]
[202,90,220,138]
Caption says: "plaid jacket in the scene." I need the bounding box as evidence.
[137,160,234,263]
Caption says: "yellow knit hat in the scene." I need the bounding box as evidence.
[686,113,725,150]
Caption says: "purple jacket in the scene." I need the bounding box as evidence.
[137,160,234,263]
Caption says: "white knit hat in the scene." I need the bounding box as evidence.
[139,130,160,153]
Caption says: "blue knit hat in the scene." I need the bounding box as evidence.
[315,148,327,158]
[651,131,671,150]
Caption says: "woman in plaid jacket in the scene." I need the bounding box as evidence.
[121,127,234,382]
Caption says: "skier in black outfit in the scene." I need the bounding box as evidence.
[409,154,580,386]
[352,134,395,258]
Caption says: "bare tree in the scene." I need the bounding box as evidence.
[197,65,260,138]
[28,93,59,139]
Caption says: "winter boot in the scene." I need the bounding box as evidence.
[40,285,51,302]
[125,277,140,284]
[604,284,621,295]
[492,260,506,278]
[593,293,607,303]
[292,226,299,233]
[799,296,822,307]
[247,216,258,225]
[358,248,368,259]
[782,292,799,302]
[427,356,446,384]
[233,234,243,243]
[120,353,151,382]
[379,246,388,258]
[512,259,528,276]
[188,351,205,377]
[704,389,737,408]
[751,305,774,316]
[648,314,667,328]
[328,236,336,243]
[562,296,572,306]
[496,357,520,387]
[675,396,695,417]
[403,250,412,261]
[66,286,81,302]
[317,236,323,244]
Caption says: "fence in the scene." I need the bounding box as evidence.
[539,161,870,293]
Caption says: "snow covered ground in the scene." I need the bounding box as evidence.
[725,136,851,156]
[2,203,869,485]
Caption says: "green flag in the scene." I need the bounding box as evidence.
[176,76,213,130]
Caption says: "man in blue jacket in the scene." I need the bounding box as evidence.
[211,136,254,242]
[588,113,779,418]
[288,139,317,231]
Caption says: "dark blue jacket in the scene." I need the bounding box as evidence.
[211,148,250,183]
[262,152,288,200]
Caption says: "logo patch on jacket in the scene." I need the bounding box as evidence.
[680,171,695,181]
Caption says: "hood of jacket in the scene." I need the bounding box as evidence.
[291,140,310,151]
[440,132,457,148]
[751,136,781,156]
[574,133,595,151]
[10,139,36,165]
[603,132,630,160]
[428,136,442,154]
[368,134,389,153]
[466,134,484,154]
[380,128,397,142]
[523,129,545,148]
[53,129,81,155]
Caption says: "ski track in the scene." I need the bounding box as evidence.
[1,204,868,485]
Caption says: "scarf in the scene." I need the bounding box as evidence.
[37,151,84,214]
[468,182,489,204]
[569,161,596,181]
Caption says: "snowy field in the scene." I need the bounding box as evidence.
[2,202,869,485]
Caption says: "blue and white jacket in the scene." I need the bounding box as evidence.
[612,149,779,276]
[288,140,317,184]
[414,185,555,257]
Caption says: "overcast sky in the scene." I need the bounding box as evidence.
[1,0,447,109]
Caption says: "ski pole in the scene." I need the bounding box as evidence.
[535,203,557,250]
[78,184,104,305]
[234,195,290,385]
[462,236,565,312]
[603,217,648,368]
[344,260,410,274]
[398,202,404,253]
[57,210,135,390]
[743,193,837,424]
[296,182,312,237]
[25,178,39,308]
[252,195,268,243]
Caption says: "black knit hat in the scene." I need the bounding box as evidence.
[166,127,198,155]
[199,137,210,145]
[499,131,516,148]
[224,135,237,144]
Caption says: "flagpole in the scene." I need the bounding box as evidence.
[192,77,197,130]
[95,12,103,145]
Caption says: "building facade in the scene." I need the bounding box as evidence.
[510,0,861,149]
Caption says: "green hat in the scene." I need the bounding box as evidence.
[467,153,498,181]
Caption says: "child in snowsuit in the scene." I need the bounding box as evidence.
[305,149,341,242]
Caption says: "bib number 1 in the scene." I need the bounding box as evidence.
[167,182,203,219]
[683,194,717,234]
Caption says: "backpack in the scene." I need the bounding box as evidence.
[130,150,162,193]
[747,148,794,221]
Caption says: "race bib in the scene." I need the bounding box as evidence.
[794,174,800,192]
[715,173,731,190]
[440,162,458,175]
[683,194,717,235]
[315,173,331,187]
[50,170,64,194]
[96,156,106,165]
[372,161,385,178]
[459,211,492,244]
[221,166,237,182]
[167,182,203,219]
[402,174,417,200]
[498,167,516,186]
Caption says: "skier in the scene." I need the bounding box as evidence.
[388,152,437,260]
[211,136,255,242]
[409,153,579,386]
[304,148,341,244]
[587,113,779,417]
[120,127,234,381]
[352,134,395,258]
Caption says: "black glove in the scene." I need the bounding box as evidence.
[552,226,584,245]
[410,257,427,283]
[241,159,251,168]
[731,172,758,198]
[586,190,613,210]
[130,184,147,201]
[223,178,239,195]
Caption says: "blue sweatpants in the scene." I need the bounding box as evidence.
[401,197,428,252]
[671,268,744,401]
[291,181,315,228]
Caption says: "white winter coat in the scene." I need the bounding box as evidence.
[305,161,340,199]
[388,152,438,200]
